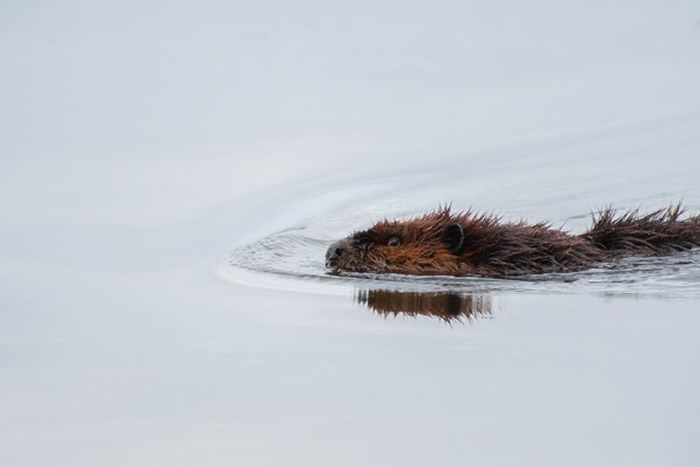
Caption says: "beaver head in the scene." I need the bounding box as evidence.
[325,208,470,275]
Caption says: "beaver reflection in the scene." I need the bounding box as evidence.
[355,290,491,322]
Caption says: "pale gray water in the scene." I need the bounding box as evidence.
[2,1,700,466]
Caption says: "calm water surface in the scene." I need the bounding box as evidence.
[2,1,700,466]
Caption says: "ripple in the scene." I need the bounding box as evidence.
[224,131,700,307]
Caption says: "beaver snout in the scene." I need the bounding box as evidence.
[325,238,352,269]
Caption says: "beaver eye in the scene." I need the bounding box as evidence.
[387,235,401,247]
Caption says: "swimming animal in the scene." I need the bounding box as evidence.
[325,204,700,277]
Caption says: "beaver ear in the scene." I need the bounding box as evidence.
[443,223,464,254]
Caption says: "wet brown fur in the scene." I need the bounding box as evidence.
[326,204,700,278]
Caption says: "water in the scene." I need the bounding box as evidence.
[2,2,700,466]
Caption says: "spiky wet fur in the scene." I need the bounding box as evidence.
[328,204,700,278]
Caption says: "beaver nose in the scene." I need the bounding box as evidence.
[326,239,351,265]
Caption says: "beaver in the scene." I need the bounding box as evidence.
[325,204,700,278]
